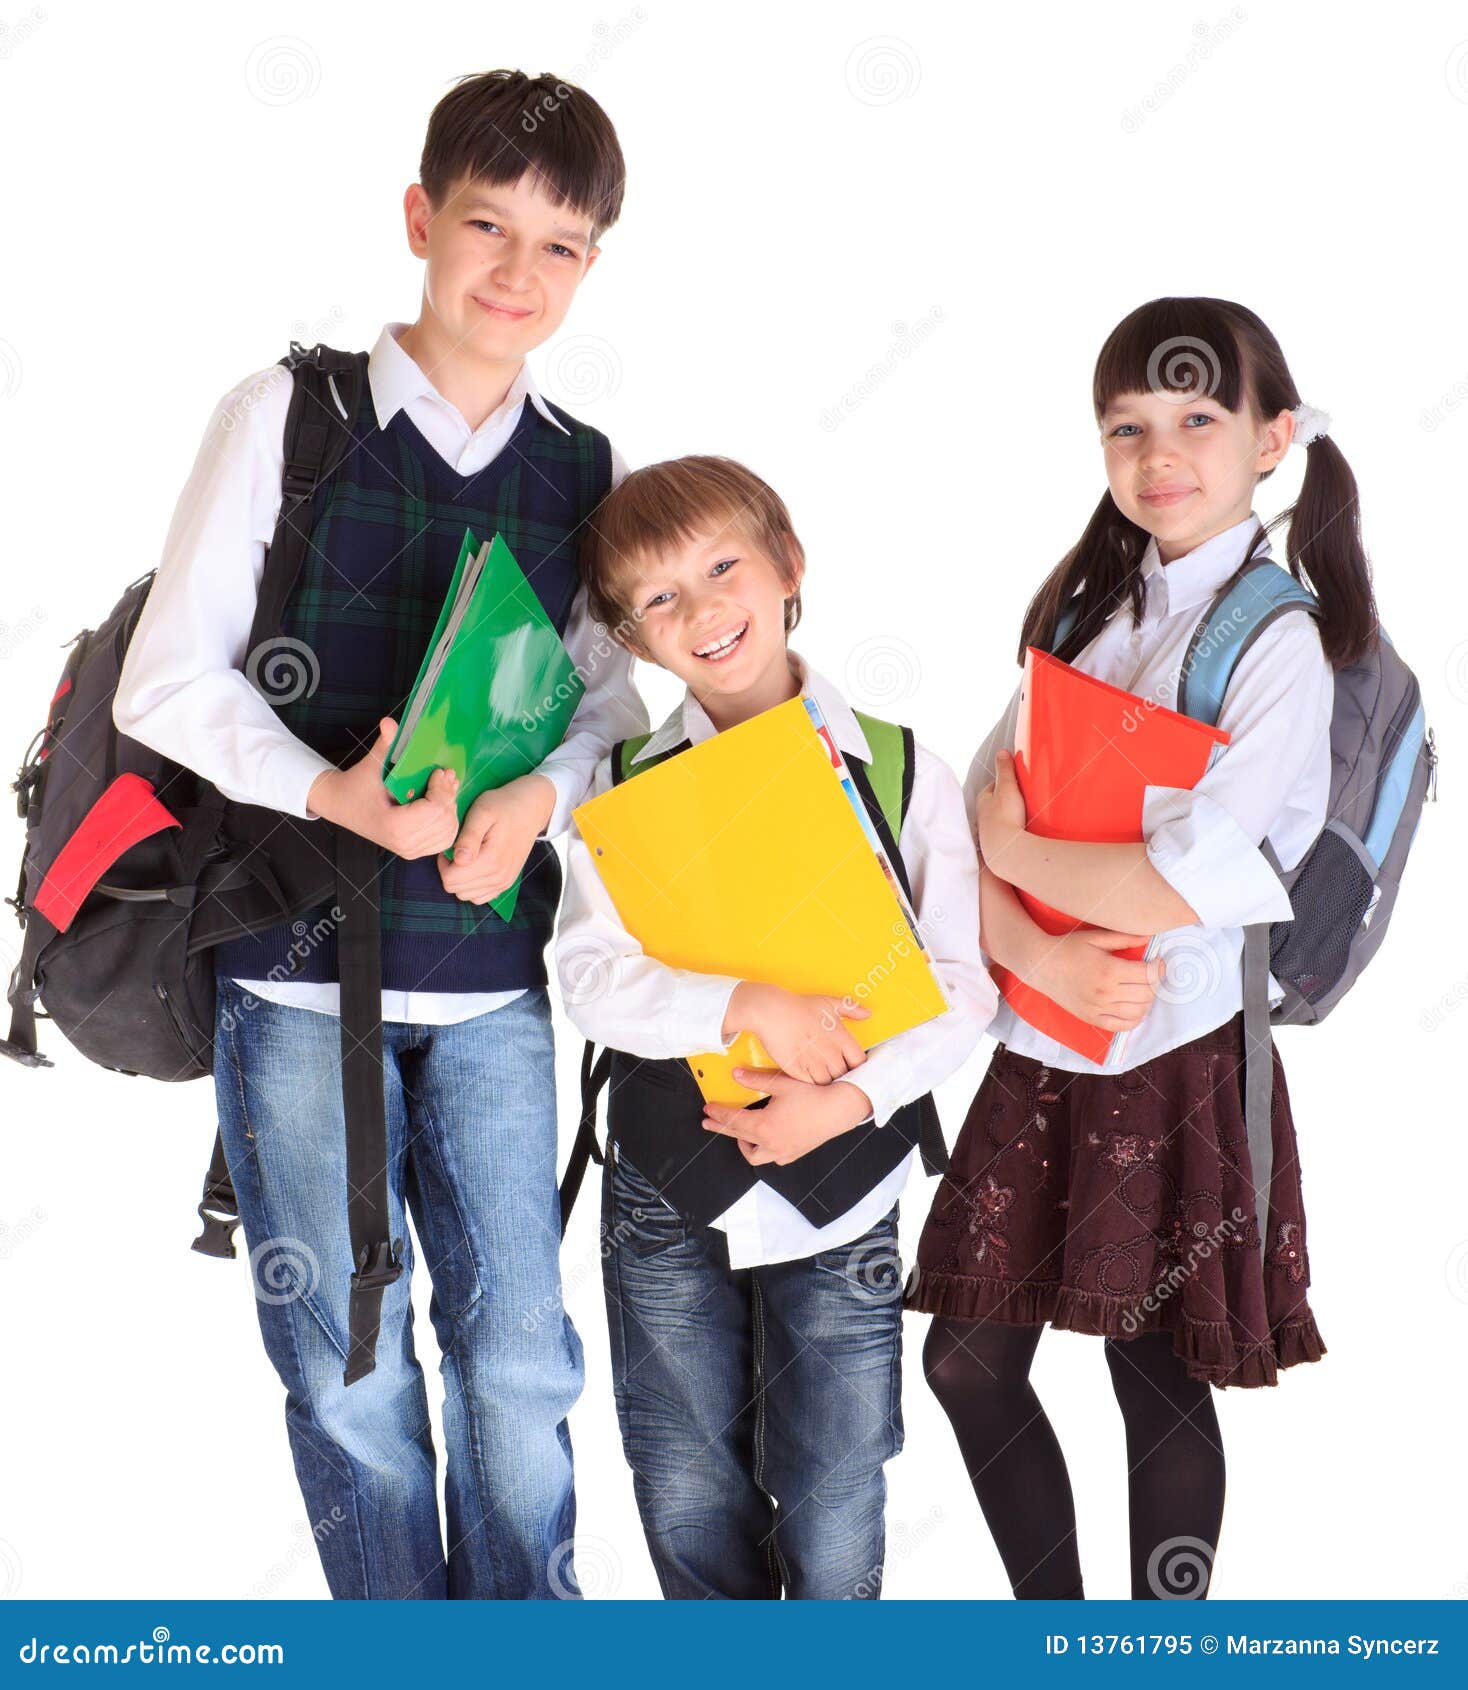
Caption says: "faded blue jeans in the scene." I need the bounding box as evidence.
[602,1148,905,1599]
[213,977,583,1599]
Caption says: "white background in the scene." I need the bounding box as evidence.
[1,0,1465,1601]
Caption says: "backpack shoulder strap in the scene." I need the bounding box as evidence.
[850,709,914,843]
[1177,557,1320,728]
[1051,595,1083,654]
[611,730,669,785]
[247,342,370,653]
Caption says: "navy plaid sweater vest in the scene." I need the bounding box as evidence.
[215,382,612,994]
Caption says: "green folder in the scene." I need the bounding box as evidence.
[382,528,584,922]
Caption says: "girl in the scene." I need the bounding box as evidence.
[905,297,1377,1601]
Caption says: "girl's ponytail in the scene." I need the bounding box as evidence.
[1274,432,1377,667]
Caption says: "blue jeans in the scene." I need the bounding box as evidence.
[601,1149,905,1599]
[212,977,584,1599]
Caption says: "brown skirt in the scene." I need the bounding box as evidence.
[904,1013,1326,1389]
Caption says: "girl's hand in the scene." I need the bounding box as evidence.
[976,749,1028,868]
[1030,927,1165,1032]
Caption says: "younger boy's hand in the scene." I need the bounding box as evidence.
[702,1067,874,1166]
[722,982,871,1085]
[438,773,556,904]
[306,718,460,859]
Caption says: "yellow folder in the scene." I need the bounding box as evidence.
[572,695,949,1106]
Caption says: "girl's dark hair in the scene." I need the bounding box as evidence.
[1020,296,1377,669]
[419,69,625,241]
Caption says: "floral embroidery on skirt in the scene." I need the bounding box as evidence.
[904,1014,1326,1389]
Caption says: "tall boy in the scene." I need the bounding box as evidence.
[559,456,996,1598]
[114,70,647,1599]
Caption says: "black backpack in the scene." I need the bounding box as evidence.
[2,342,416,1385]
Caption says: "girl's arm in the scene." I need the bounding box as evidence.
[981,767,1199,935]
[978,611,1334,938]
[980,861,1162,1031]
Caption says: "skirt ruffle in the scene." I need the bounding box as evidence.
[904,1014,1327,1391]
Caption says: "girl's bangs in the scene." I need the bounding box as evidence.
[1092,298,1248,418]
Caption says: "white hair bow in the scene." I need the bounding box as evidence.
[1291,402,1331,448]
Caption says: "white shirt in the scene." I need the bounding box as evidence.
[557,653,996,1268]
[968,513,1333,1074]
[113,322,648,1024]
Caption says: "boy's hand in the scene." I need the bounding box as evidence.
[722,982,871,1085]
[1031,927,1164,1032]
[976,748,1028,867]
[306,718,460,859]
[439,774,556,904]
[702,1067,874,1166]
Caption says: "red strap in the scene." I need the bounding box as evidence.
[34,773,181,933]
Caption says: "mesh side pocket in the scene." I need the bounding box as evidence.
[1269,827,1375,1007]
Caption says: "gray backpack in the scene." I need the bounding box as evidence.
[1057,553,1436,1251]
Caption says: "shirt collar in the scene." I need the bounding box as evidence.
[631,651,875,766]
[1139,512,1271,618]
[367,321,570,437]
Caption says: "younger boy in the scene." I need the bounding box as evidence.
[558,456,996,1599]
[114,70,647,1599]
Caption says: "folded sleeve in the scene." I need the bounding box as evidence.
[845,743,996,1128]
[1143,612,1334,930]
[555,756,743,1057]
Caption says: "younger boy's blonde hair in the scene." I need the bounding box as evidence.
[580,456,804,658]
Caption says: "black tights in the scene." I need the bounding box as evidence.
[923,1318,1226,1599]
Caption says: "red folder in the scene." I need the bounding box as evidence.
[990,647,1230,1063]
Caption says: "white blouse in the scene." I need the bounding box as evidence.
[966,513,1334,1075]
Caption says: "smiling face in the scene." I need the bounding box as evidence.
[402,169,600,367]
[1100,386,1294,561]
[630,524,805,723]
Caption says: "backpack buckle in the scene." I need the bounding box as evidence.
[190,1202,241,1260]
[350,1238,404,1293]
[280,463,319,503]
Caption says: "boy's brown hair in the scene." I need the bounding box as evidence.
[419,69,625,241]
[580,457,806,659]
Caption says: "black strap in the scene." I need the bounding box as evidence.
[190,1127,242,1259]
[846,752,918,908]
[559,1043,612,1233]
[0,913,54,1068]
[246,344,368,658]
[334,825,401,1387]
